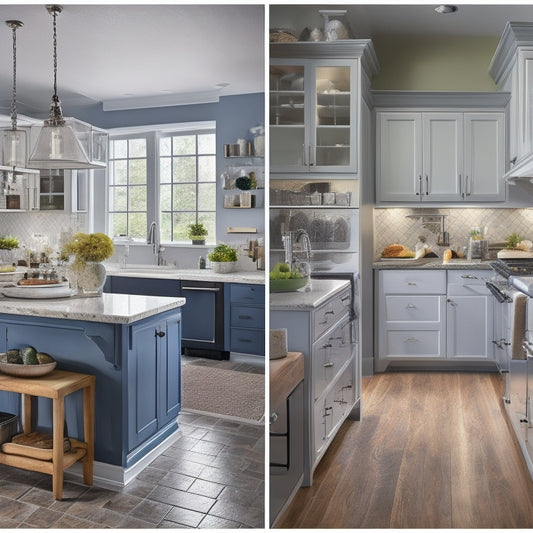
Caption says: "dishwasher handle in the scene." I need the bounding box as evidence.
[181,286,220,292]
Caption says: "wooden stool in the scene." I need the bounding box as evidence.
[0,369,95,500]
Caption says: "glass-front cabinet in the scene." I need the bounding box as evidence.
[270,58,357,174]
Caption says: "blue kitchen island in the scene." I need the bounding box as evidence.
[0,292,185,487]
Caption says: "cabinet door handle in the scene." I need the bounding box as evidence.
[405,303,417,309]
[155,330,165,337]
[309,144,314,166]
[425,175,429,195]
[510,156,517,166]
[466,175,471,196]
[459,173,464,198]
[270,412,278,424]
[302,143,307,166]
[447,298,458,308]
[341,295,350,303]
[322,343,333,349]
[416,175,422,195]
[323,362,334,368]
[325,310,335,315]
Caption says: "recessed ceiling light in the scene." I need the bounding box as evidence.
[435,5,458,14]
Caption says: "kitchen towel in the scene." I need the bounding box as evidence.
[511,292,527,360]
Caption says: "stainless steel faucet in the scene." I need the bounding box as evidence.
[147,221,165,265]
[282,228,312,276]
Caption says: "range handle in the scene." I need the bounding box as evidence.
[181,286,220,292]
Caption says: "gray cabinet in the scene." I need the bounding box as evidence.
[376,109,505,203]
[270,40,378,176]
[270,281,358,486]
[376,269,494,372]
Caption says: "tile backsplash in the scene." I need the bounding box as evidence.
[374,207,533,259]
[0,212,87,260]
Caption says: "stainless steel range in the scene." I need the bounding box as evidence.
[490,258,533,478]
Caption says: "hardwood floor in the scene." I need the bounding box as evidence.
[276,372,533,528]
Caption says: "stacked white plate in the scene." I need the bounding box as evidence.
[2,281,75,299]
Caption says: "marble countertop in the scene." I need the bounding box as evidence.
[0,292,186,324]
[105,264,265,285]
[270,279,350,310]
[373,258,494,270]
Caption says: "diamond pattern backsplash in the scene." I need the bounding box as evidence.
[0,212,88,261]
[374,207,533,259]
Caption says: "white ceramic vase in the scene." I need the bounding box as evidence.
[76,262,107,295]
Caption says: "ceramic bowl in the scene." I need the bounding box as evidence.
[0,361,56,377]
[270,277,308,293]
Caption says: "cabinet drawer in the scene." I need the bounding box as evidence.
[313,287,352,340]
[448,270,491,286]
[381,270,446,294]
[384,330,444,358]
[230,327,265,355]
[313,359,354,456]
[312,318,354,400]
[231,305,265,328]
[231,284,265,305]
[384,295,444,323]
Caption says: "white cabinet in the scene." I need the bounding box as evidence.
[377,269,495,372]
[270,41,378,175]
[446,271,494,359]
[376,110,505,203]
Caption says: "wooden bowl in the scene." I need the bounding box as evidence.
[0,361,56,377]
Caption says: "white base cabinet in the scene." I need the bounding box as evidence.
[376,269,494,372]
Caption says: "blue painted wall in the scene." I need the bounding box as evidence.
[67,93,265,251]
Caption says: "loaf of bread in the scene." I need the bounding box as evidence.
[443,249,453,263]
[381,244,415,258]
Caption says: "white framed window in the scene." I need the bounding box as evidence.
[159,131,216,243]
[107,122,216,244]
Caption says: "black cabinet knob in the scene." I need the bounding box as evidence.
[155,330,166,337]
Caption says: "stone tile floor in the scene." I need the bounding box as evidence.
[0,355,265,529]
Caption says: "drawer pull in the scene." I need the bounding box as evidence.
[323,362,334,368]
[405,303,417,309]
[461,274,478,279]
[238,338,252,343]
[407,282,417,286]
[324,406,333,417]
[322,343,332,349]
[405,337,419,343]
[341,296,350,302]
[238,315,252,320]
[325,310,335,315]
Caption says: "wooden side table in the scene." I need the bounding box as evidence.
[0,369,95,500]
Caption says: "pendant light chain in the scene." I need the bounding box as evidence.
[11,23,17,131]
[52,6,58,103]
[6,21,23,132]
[45,5,64,126]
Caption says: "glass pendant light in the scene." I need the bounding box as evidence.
[28,5,97,169]
[3,20,27,168]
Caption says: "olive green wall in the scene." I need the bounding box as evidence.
[372,35,500,91]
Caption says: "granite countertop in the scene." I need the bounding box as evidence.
[373,258,494,270]
[0,293,186,324]
[270,279,350,310]
[105,264,265,285]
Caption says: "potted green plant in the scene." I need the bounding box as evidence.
[62,233,114,295]
[208,243,238,273]
[0,235,19,266]
[187,223,208,245]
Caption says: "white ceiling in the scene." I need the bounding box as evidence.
[270,3,533,39]
[0,3,265,118]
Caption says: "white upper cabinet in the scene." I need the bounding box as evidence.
[376,97,506,204]
[270,41,379,176]
[490,23,533,178]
